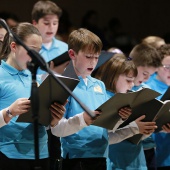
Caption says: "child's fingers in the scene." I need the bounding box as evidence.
[52,102,66,112]
[136,115,146,121]
[143,125,157,130]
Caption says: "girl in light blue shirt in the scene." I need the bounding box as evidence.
[0,22,65,170]
[94,53,157,170]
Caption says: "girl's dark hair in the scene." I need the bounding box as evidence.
[0,22,41,59]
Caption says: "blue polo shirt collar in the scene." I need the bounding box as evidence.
[1,60,29,77]
[41,37,59,50]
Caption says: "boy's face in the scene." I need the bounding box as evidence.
[69,49,99,79]
[116,71,135,93]
[157,56,170,85]
[33,15,59,43]
[134,66,157,86]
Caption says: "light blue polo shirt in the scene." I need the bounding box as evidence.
[145,73,168,100]
[61,76,109,159]
[0,60,48,159]
[145,73,170,167]
[132,83,150,91]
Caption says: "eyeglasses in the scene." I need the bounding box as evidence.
[162,65,170,71]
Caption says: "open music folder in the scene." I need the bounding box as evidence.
[92,88,160,130]
[48,51,70,66]
[119,99,170,144]
[160,86,170,101]
[17,74,79,126]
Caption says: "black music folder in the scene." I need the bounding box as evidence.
[119,99,170,144]
[17,74,79,126]
[62,61,78,79]
[160,86,170,101]
[92,51,114,77]
[92,88,160,130]
[48,51,70,66]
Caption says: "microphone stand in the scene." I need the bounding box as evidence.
[27,61,41,169]
[0,19,95,169]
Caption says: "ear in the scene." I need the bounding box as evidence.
[32,20,37,26]
[68,49,76,60]
[10,42,17,52]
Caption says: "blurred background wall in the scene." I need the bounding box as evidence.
[1,0,170,52]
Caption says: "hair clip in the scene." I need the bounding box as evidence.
[127,56,132,61]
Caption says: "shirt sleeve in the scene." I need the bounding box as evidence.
[109,121,139,144]
[0,110,7,128]
[51,112,87,137]
[111,119,124,132]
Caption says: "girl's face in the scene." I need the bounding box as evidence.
[69,49,99,78]
[0,27,7,41]
[115,71,135,93]
[33,15,59,43]
[134,66,156,86]
[9,34,42,70]
[157,56,170,85]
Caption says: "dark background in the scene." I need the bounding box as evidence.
[1,0,170,51]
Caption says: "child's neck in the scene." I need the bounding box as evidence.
[83,77,88,85]
[43,41,52,50]
[6,57,23,71]
[156,73,167,85]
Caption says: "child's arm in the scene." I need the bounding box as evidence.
[51,111,101,137]
[0,98,30,126]
[0,110,6,127]
[109,121,139,144]
[109,115,157,144]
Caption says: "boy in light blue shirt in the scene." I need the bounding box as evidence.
[59,28,132,170]
[32,1,69,169]
[145,44,170,169]
[61,28,108,170]
[32,0,68,81]
[130,43,162,170]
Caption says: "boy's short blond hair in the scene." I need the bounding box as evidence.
[32,1,62,22]
[141,36,165,49]
[129,43,162,67]
[68,28,103,54]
